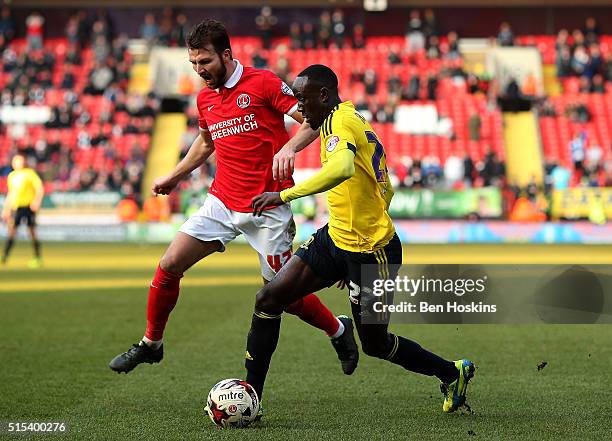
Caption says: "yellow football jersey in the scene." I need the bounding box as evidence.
[7,168,43,209]
[319,101,395,253]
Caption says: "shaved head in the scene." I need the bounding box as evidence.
[292,64,341,130]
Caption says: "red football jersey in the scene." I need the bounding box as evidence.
[197,60,298,212]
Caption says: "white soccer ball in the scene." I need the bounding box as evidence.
[206,379,260,428]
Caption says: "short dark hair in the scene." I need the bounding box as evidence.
[186,19,232,56]
[297,64,338,90]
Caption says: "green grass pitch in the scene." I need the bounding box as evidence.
[1,243,610,440]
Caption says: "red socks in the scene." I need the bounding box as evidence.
[143,265,339,340]
[285,294,340,336]
[145,265,183,341]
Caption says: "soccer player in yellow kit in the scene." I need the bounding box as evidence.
[245,64,475,413]
[1,155,44,267]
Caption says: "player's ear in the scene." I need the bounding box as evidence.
[222,48,232,61]
[320,86,329,103]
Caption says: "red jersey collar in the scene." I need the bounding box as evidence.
[216,59,243,93]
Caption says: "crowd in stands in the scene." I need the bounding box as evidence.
[0,7,159,204]
[1,6,611,222]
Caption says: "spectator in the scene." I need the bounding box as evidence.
[467,74,480,94]
[591,74,605,93]
[108,165,125,191]
[463,154,475,186]
[403,73,420,101]
[288,22,302,50]
[539,99,557,117]
[37,71,52,89]
[91,19,108,45]
[446,31,460,59]
[140,13,159,47]
[84,62,115,95]
[497,22,514,47]
[443,155,462,186]
[566,102,591,123]
[318,11,332,48]
[583,17,600,45]
[301,23,316,49]
[405,10,425,53]
[65,15,80,46]
[65,43,83,65]
[426,35,441,59]
[585,44,602,79]
[571,29,586,50]
[422,9,438,37]
[172,14,189,47]
[75,10,89,45]
[91,126,109,147]
[363,69,378,96]
[409,159,423,188]
[25,11,45,50]
[93,35,110,64]
[578,76,591,94]
[555,29,569,51]
[79,166,97,190]
[255,6,277,50]
[481,151,504,187]
[351,23,365,49]
[550,161,570,190]
[585,143,602,172]
[387,67,403,97]
[426,73,438,100]
[569,131,587,172]
[112,33,129,63]
[252,50,268,69]
[0,6,15,42]
[468,113,481,141]
[374,103,395,123]
[556,46,572,78]
[388,43,402,65]
[422,155,442,187]
[354,94,369,112]
[158,7,174,46]
[331,9,346,48]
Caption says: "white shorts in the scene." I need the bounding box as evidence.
[179,193,295,281]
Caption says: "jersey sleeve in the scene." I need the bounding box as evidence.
[322,114,357,160]
[196,90,209,132]
[262,71,298,116]
[30,170,43,191]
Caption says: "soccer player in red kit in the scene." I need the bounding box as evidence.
[109,20,358,381]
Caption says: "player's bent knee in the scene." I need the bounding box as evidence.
[255,285,283,314]
[159,253,184,275]
[360,337,393,359]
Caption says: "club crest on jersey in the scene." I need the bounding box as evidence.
[281,82,294,96]
[237,94,251,109]
[326,135,340,152]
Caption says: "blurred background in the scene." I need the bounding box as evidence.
[0,0,611,246]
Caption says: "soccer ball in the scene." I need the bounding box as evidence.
[205,379,260,428]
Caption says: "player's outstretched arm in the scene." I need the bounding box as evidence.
[252,148,355,216]
[152,130,215,195]
[273,112,319,181]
